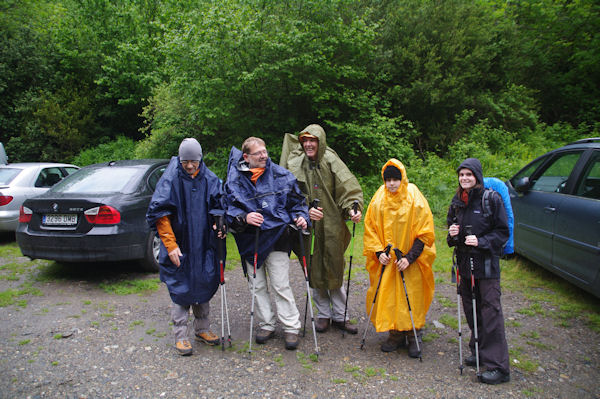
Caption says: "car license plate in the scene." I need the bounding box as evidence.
[43,214,78,226]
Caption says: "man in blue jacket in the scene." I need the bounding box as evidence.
[147,138,224,356]
[225,137,309,350]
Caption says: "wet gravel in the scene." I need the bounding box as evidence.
[0,247,599,398]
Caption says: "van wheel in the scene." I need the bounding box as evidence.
[139,232,160,272]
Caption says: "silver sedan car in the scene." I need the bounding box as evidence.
[0,163,79,232]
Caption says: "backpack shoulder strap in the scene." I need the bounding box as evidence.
[482,188,494,217]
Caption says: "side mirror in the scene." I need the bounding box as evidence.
[515,177,530,193]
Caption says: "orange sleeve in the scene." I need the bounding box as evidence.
[156,216,178,253]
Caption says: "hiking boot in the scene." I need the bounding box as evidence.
[175,339,193,356]
[194,331,220,346]
[315,318,330,333]
[407,331,423,358]
[479,369,510,385]
[284,332,299,350]
[255,328,275,344]
[464,354,477,367]
[380,330,406,352]
[332,320,358,334]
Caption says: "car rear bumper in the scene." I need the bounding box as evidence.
[16,226,147,263]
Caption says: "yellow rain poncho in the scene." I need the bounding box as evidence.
[363,159,436,332]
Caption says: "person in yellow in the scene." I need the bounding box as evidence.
[363,159,436,357]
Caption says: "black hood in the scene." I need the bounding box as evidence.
[457,158,483,184]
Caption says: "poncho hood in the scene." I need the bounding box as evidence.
[457,157,484,185]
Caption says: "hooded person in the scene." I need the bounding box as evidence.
[280,124,363,334]
[447,157,510,384]
[146,138,224,356]
[225,137,309,350]
[363,159,436,357]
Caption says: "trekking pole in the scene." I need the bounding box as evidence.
[393,248,422,362]
[465,225,480,376]
[303,198,320,337]
[214,213,232,351]
[248,211,261,354]
[360,244,392,350]
[451,245,464,375]
[342,200,359,338]
[292,217,319,358]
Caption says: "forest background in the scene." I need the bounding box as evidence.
[2,0,599,219]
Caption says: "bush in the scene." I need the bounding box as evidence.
[72,136,137,166]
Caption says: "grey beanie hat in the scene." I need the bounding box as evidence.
[178,138,202,161]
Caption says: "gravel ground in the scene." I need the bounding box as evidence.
[1,238,599,398]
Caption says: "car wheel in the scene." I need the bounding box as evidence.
[139,232,160,272]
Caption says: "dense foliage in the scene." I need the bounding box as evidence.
[2,0,598,217]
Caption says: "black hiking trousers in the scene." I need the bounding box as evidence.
[460,277,510,374]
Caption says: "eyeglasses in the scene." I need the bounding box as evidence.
[181,160,200,166]
[248,150,268,157]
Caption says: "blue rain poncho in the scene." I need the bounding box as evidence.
[146,157,225,306]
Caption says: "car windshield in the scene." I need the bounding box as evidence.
[49,166,142,194]
[0,168,23,185]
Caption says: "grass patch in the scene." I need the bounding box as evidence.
[505,320,522,328]
[343,365,360,373]
[520,330,540,340]
[332,378,347,384]
[18,339,30,345]
[82,300,92,305]
[273,353,284,366]
[296,351,314,370]
[99,278,160,295]
[422,332,439,343]
[526,341,553,351]
[0,242,22,257]
[439,314,458,330]
[0,283,43,307]
[509,346,539,373]
[436,295,457,309]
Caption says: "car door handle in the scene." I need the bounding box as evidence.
[544,206,556,213]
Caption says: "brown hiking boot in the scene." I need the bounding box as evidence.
[284,332,299,350]
[194,331,220,346]
[255,328,275,344]
[381,330,407,352]
[315,318,330,333]
[332,320,358,334]
[175,339,193,356]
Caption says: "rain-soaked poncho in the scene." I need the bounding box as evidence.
[280,125,363,290]
[225,146,308,269]
[363,159,436,332]
[146,156,224,306]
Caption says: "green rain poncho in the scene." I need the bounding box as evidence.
[280,124,363,290]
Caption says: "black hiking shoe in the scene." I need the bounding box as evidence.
[479,369,510,385]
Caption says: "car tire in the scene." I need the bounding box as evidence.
[139,232,160,272]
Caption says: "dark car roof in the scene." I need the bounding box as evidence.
[85,159,169,168]
[562,137,600,149]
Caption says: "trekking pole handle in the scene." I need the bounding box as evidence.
[393,247,404,261]
[214,214,227,236]
[465,225,473,236]
[352,200,359,214]
[383,244,392,256]
[310,198,320,210]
